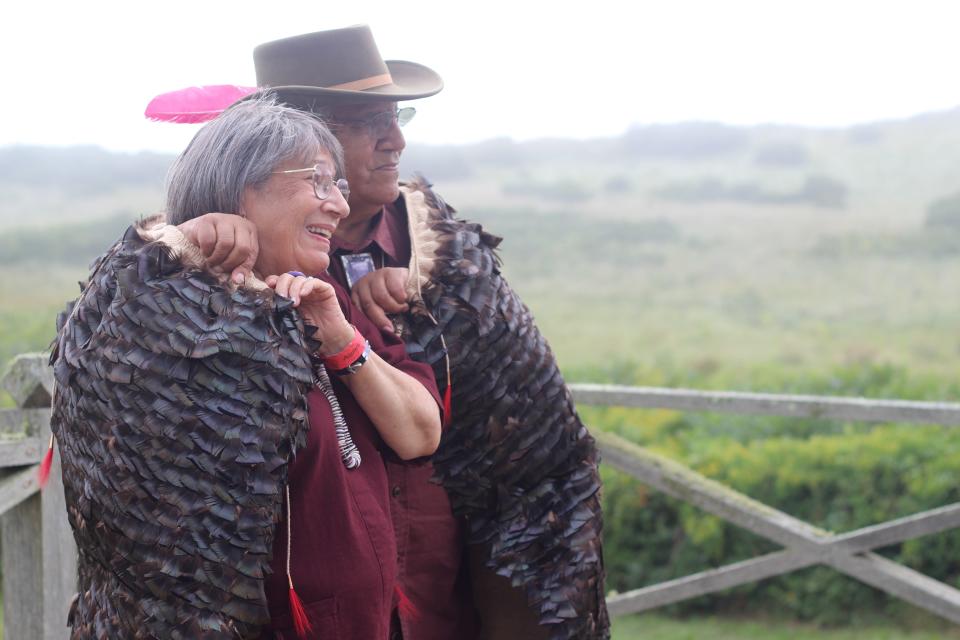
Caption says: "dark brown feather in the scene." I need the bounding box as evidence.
[51,221,315,639]
[397,178,610,640]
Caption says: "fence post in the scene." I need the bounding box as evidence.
[2,353,76,640]
[2,492,43,639]
[42,452,76,639]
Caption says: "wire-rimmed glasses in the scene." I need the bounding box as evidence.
[332,107,416,138]
[272,165,350,201]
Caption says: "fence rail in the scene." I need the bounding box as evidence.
[570,383,960,624]
[570,383,960,425]
[1,356,958,638]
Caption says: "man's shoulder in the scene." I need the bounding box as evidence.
[398,175,456,220]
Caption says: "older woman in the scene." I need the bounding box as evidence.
[50,96,441,639]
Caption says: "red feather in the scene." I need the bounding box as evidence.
[144,85,257,124]
[395,584,419,620]
[442,381,452,428]
[38,435,54,489]
[288,586,313,637]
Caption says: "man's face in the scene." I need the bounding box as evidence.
[327,101,406,218]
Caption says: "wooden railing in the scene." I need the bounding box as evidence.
[569,383,960,624]
[1,354,958,638]
[1,354,75,640]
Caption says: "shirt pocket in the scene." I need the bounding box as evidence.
[269,595,338,639]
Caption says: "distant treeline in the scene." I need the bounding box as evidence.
[0,146,171,196]
[4,104,960,226]
[0,212,133,266]
[654,174,848,208]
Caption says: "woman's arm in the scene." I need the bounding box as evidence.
[266,273,441,460]
[337,349,441,460]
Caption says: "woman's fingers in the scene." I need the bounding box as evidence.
[267,272,296,300]
[265,275,350,349]
[267,274,333,307]
[288,275,312,306]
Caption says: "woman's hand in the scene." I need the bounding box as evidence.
[268,272,440,460]
[265,273,354,356]
[350,267,411,332]
[177,213,259,285]
[269,272,440,459]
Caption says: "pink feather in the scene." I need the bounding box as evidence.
[144,85,258,124]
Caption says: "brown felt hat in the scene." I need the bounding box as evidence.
[253,26,443,105]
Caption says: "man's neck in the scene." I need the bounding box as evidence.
[335,204,384,247]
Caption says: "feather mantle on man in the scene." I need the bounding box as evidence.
[50,217,315,639]
[396,177,611,640]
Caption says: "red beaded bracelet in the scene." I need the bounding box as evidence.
[322,326,367,370]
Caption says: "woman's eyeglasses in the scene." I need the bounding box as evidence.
[332,107,416,139]
[272,165,350,201]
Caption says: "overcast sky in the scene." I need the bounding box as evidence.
[2,0,959,153]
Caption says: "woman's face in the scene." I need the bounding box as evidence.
[240,149,349,277]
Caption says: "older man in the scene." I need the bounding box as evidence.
[178,26,609,640]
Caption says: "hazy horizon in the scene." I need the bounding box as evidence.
[3,0,960,154]
[4,101,960,156]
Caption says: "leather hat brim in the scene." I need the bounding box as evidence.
[268,60,443,104]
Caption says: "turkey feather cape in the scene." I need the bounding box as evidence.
[50,217,315,639]
[398,178,611,640]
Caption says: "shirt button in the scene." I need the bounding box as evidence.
[391,485,401,498]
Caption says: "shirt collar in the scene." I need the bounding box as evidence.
[331,198,405,262]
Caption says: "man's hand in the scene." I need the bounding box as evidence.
[177,214,259,284]
[350,267,411,332]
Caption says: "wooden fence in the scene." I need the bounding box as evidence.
[1,354,75,640]
[569,383,960,624]
[1,353,959,638]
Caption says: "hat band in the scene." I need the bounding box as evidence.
[328,73,393,91]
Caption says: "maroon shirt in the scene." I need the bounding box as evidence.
[264,274,441,640]
[330,202,480,640]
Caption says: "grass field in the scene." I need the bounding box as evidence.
[612,613,960,639]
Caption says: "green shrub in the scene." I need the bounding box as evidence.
[602,425,960,625]
[592,363,960,625]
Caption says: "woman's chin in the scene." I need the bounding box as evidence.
[293,255,331,277]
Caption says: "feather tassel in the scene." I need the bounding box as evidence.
[288,585,312,637]
[441,336,452,428]
[395,585,419,620]
[442,381,452,429]
[144,85,257,124]
[284,487,312,637]
[38,434,54,489]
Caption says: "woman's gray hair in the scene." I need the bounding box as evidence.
[165,93,344,225]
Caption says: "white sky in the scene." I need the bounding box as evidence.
[2,0,959,152]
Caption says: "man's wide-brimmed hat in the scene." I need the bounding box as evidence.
[253,25,443,105]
